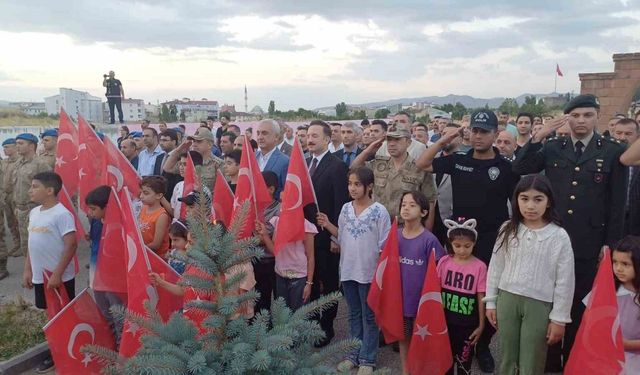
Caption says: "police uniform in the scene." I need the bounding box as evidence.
[512,94,628,363]
[12,134,52,256]
[366,130,437,219]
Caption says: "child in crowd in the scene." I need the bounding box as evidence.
[167,219,190,275]
[223,149,241,193]
[139,176,171,259]
[397,190,445,375]
[252,171,282,314]
[485,175,574,375]
[256,171,315,311]
[605,236,640,372]
[22,172,78,373]
[162,151,203,218]
[317,167,390,375]
[438,218,486,375]
[85,185,125,347]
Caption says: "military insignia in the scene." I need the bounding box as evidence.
[488,167,500,181]
[594,173,603,183]
[376,163,387,172]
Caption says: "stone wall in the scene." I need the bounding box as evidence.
[579,53,640,131]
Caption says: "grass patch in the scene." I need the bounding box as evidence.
[0,108,57,127]
[0,296,47,361]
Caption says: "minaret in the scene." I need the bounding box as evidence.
[244,85,248,113]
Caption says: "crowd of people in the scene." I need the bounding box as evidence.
[3,93,640,374]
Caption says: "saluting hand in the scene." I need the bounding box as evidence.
[176,140,193,153]
[364,137,385,155]
[533,115,569,143]
[437,126,461,146]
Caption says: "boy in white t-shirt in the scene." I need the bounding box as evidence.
[21,171,77,373]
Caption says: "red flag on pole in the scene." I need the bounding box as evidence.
[93,188,128,294]
[179,152,196,220]
[565,248,625,375]
[231,136,272,238]
[117,187,156,358]
[407,249,453,375]
[367,219,404,343]
[77,114,106,212]
[146,248,182,321]
[273,138,317,255]
[556,63,564,77]
[43,289,116,375]
[103,136,141,198]
[43,269,71,320]
[55,108,79,196]
[212,169,234,226]
[58,185,82,273]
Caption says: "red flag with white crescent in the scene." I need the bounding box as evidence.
[103,136,141,198]
[55,108,79,196]
[367,219,404,343]
[43,269,71,320]
[565,248,625,375]
[93,188,128,294]
[272,138,316,255]
[58,185,83,273]
[179,152,196,220]
[77,114,106,212]
[407,249,453,375]
[212,169,234,226]
[146,248,182,321]
[43,289,116,375]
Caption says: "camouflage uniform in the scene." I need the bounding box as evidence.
[12,155,52,256]
[366,154,437,219]
[198,155,224,194]
[1,155,20,256]
[0,157,6,275]
[38,150,56,170]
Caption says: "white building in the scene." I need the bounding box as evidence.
[162,98,219,121]
[121,98,145,121]
[8,102,46,116]
[45,88,103,123]
[145,103,159,119]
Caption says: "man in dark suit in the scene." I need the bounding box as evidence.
[256,120,290,199]
[613,118,640,235]
[304,120,349,347]
[331,121,362,167]
[513,94,627,370]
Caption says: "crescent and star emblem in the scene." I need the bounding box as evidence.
[67,323,96,367]
[283,174,303,211]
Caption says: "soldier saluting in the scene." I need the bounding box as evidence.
[513,94,627,369]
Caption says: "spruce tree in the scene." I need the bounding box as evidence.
[85,201,380,374]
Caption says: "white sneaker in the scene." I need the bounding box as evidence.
[337,359,356,372]
[357,365,374,375]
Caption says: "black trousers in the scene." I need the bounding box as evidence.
[253,257,276,315]
[311,249,340,343]
[107,97,124,123]
[446,323,477,375]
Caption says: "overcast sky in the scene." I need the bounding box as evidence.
[0,0,638,110]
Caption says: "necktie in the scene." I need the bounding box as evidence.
[309,158,318,176]
[575,141,584,159]
[344,152,354,166]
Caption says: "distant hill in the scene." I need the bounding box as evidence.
[316,92,561,111]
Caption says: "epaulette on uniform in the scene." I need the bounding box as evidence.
[374,155,391,161]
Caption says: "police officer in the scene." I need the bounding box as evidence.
[12,133,52,257]
[38,128,58,169]
[513,94,627,369]
[2,138,21,257]
[351,128,437,227]
[416,109,520,372]
[103,70,125,124]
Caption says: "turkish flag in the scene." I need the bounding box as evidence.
[565,248,625,375]
[407,249,453,375]
[55,108,79,196]
[43,289,116,375]
[273,138,316,255]
[367,219,404,343]
[103,136,141,198]
[231,135,272,238]
[57,185,82,273]
[146,248,182,321]
[93,188,128,294]
[179,152,196,220]
[556,63,564,77]
[42,269,71,320]
[212,169,234,226]
[77,114,106,212]
[117,187,156,358]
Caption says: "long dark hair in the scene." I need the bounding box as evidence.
[348,166,374,198]
[497,174,562,251]
[612,235,640,307]
[399,190,430,226]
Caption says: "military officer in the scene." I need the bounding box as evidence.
[38,128,58,169]
[351,128,437,227]
[12,133,52,257]
[2,138,21,257]
[513,94,627,368]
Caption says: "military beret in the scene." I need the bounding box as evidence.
[172,127,185,134]
[564,94,600,114]
[129,131,143,138]
[15,133,39,144]
[2,138,15,146]
[40,129,58,138]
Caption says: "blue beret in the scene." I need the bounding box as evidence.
[40,129,58,138]
[96,132,105,141]
[172,127,185,134]
[564,94,600,114]
[16,133,39,144]
[2,138,16,146]
[130,131,142,138]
